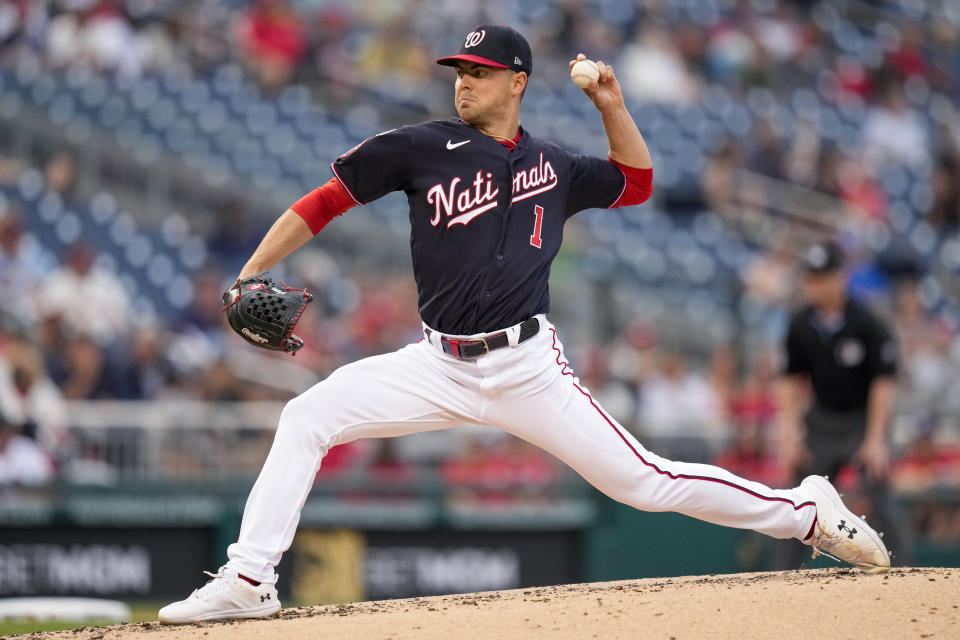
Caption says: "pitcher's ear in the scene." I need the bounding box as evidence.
[513,71,528,98]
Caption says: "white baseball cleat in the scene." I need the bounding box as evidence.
[800,475,891,574]
[158,566,280,624]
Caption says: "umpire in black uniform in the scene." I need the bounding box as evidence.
[776,241,908,567]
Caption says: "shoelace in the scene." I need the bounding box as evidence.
[189,568,231,599]
[809,530,843,564]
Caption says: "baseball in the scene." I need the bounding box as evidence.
[570,59,599,89]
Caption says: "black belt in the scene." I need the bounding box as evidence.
[425,317,540,360]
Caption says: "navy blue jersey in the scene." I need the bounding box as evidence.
[332,119,626,335]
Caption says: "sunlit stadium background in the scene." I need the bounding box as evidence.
[1,0,959,629]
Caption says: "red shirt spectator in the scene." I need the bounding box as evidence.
[238,0,306,66]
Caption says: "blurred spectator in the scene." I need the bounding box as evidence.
[313,440,367,481]
[863,85,930,170]
[356,19,431,94]
[893,414,960,542]
[638,350,727,452]
[300,3,354,96]
[197,360,243,402]
[708,345,738,416]
[835,153,888,221]
[581,344,635,429]
[929,154,960,230]
[571,16,623,64]
[37,244,133,344]
[724,348,782,485]
[347,275,417,356]
[700,142,741,217]
[833,56,873,103]
[171,2,232,72]
[705,19,759,86]
[497,437,561,487]
[752,3,805,69]
[45,2,141,74]
[0,153,25,185]
[34,315,70,385]
[43,152,77,200]
[130,12,178,73]
[0,408,55,486]
[892,419,960,493]
[179,269,230,335]
[82,1,140,74]
[106,328,178,400]
[886,22,929,81]
[203,199,264,278]
[916,503,960,544]
[0,334,68,449]
[903,315,956,408]
[0,206,55,323]
[56,333,109,400]
[784,119,822,187]
[731,368,777,431]
[235,0,307,91]
[713,425,780,488]
[745,121,787,180]
[742,237,796,308]
[44,8,84,69]
[0,2,21,49]
[605,320,657,390]
[889,277,960,414]
[366,439,415,484]
[928,21,960,96]
[620,24,698,104]
[891,279,933,368]
[845,243,894,304]
[441,432,560,504]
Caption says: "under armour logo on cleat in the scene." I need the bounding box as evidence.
[838,520,857,539]
[261,594,271,601]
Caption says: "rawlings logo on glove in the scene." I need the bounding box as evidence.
[222,273,314,354]
[241,327,270,344]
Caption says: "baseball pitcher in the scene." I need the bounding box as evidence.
[160,25,889,624]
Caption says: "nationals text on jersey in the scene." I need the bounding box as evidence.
[426,152,558,228]
[511,152,558,202]
[427,171,500,228]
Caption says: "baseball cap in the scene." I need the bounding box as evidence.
[802,241,844,273]
[436,24,532,75]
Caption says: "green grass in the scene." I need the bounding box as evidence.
[0,620,117,635]
[0,603,160,636]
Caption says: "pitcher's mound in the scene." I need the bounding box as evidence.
[28,567,959,640]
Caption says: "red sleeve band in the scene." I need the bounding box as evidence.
[608,158,653,208]
[290,178,356,235]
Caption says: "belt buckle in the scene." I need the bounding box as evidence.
[475,337,489,357]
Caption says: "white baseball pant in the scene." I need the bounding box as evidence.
[226,315,816,583]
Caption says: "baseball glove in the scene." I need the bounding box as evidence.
[222,274,314,354]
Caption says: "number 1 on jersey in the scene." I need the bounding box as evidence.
[530,205,544,249]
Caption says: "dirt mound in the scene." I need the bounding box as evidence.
[16,567,958,640]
